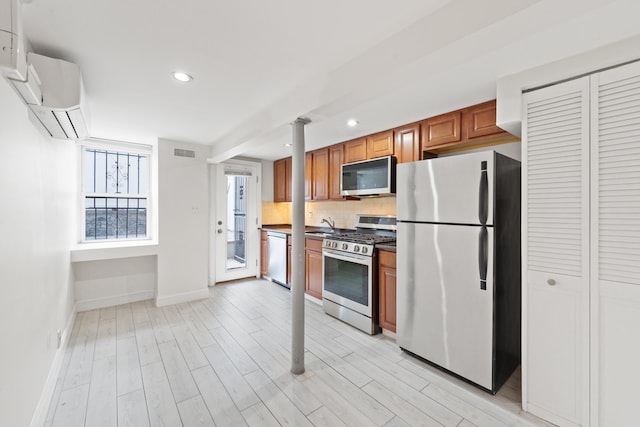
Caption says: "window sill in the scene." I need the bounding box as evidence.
[70,240,158,262]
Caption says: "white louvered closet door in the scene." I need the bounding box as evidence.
[522,77,590,427]
[591,61,640,426]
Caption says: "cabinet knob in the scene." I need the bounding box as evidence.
[547,279,556,286]
[217,229,223,234]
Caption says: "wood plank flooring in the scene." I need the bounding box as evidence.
[44,279,552,427]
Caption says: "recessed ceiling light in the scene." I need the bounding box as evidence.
[347,119,359,127]
[171,72,193,82]
[284,143,292,147]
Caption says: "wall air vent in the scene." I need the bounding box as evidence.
[174,148,196,158]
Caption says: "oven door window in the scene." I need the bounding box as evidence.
[323,255,369,305]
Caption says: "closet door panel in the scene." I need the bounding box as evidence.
[593,61,640,426]
[522,77,590,426]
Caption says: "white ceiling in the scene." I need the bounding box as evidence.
[20,0,640,161]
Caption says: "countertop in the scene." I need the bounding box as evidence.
[376,242,396,252]
[262,224,397,250]
[261,224,354,239]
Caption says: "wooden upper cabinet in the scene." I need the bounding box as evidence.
[273,158,287,202]
[366,130,394,159]
[394,123,420,164]
[422,111,462,149]
[311,148,329,201]
[343,138,367,163]
[273,157,293,202]
[284,157,292,201]
[328,144,344,200]
[305,152,312,200]
[464,99,508,140]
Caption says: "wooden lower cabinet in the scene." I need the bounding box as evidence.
[305,237,323,300]
[378,249,397,332]
[260,231,268,277]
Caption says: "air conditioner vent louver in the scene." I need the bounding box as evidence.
[174,148,196,158]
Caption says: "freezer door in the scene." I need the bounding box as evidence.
[397,151,494,226]
[397,222,494,390]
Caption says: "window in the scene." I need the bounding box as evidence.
[82,144,150,241]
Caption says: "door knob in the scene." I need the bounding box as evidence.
[547,279,556,286]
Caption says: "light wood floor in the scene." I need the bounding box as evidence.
[45,279,551,427]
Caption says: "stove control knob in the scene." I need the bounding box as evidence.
[361,246,368,254]
[333,241,338,249]
[354,245,360,253]
[342,243,348,250]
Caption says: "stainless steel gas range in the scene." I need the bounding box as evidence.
[322,214,396,334]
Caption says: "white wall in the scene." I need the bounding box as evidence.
[261,159,274,201]
[156,139,210,306]
[0,79,77,426]
[74,256,156,311]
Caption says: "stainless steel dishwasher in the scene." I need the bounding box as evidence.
[267,231,288,288]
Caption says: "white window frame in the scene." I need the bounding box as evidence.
[79,139,153,244]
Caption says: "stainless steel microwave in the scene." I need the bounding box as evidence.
[340,155,396,197]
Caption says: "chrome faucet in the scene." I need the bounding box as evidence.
[321,217,336,233]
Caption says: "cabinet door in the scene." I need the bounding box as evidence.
[260,231,268,277]
[328,144,344,200]
[304,152,312,200]
[273,158,287,202]
[343,138,367,163]
[592,62,640,426]
[422,111,461,148]
[285,157,292,202]
[378,250,397,332]
[312,148,329,201]
[394,123,420,164]
[464,100,507,140]
[305,238,323,300]
[523,77,590,426]
[366,130,394,159]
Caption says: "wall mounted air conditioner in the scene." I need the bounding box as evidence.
[22,53,90,140]
[1,0,89,140]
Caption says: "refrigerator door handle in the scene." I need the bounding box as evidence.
[479,161,488,225]
[479,226,488,290]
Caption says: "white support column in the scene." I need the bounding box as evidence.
[291,117,310,375]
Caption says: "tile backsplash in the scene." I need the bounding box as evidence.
[262,197,396,228]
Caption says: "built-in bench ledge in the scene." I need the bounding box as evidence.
[70,240,159,262]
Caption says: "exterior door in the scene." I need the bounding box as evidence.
[215,161,259,283]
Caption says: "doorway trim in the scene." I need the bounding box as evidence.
[209,159,262,284]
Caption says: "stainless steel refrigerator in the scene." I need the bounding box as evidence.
[396,150,521,393]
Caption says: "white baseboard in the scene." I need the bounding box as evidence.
[76,290,155,312]
[155,287,210,307]
[30,304,77,427]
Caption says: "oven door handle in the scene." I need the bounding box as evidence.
[322,249,372,266]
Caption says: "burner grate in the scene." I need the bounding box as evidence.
[327,233,396,244]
